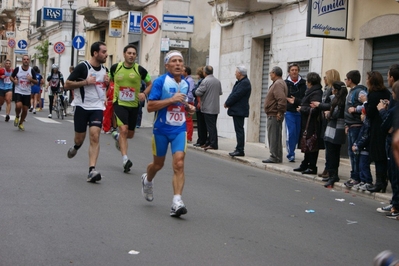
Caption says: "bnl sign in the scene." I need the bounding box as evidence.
[42,7,63,21]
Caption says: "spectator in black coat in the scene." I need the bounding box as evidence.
[224,66,252,157]
[293,72,323,175]
[365,71,391,193]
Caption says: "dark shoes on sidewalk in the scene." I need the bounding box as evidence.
[204,146,217,151]
[229,151,245,157]
[318,169,329,178]
[293,166,317,175]
[262,159,280,163]
[301,168,317,175]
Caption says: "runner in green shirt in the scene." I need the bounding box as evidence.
[109,44,152,173]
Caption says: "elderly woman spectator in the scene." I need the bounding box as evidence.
[293,72,323,174]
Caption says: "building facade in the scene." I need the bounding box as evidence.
[208,0,399,146]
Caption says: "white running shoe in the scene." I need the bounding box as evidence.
[377,204,393,213]
[141,173,153,202]
[170,200,187,217]
[112,131,120,151]
[48,114,52,118]
[87,170,102,183]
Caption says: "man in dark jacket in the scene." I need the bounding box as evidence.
[285,63,307,162]
[224,66,252,157]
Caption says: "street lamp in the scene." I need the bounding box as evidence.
[15,17,29,31]
[68,0,76,66]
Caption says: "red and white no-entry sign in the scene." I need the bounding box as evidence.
[54,42,65,54]
[7,38,15,48]
[140,15,159,34]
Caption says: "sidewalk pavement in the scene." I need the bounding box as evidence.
[187,133,392,204]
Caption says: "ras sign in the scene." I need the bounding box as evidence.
[42,7,63,21]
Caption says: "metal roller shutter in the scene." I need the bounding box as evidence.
[372,34,399,87]
[259,38,271,143]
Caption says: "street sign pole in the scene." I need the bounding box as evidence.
[71,9,76,66]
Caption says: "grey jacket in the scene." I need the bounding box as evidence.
[195,74,222,114]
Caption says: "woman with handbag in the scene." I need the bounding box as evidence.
[320,81,348,187]
[293,72,323,175]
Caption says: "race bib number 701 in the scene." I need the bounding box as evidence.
[166,105,186,126]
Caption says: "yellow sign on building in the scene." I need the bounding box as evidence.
[109,19,123,38]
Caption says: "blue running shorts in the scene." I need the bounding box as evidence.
[152,131,187,157]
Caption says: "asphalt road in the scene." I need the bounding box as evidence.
[0,109,398,266]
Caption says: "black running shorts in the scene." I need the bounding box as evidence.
[73,106,103,133]
[113,103,138,131]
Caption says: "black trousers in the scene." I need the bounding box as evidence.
[233,116,245,152]
[204,113,218,149]
[196,110,208,145]
[325,141,341,174]
[300,150,319,170]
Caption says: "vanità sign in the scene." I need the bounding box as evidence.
[306,0,349,39]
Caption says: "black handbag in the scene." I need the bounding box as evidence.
[301,109,318,153]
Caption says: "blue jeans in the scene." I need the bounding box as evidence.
[388,149,399,209]
[347,126,361,182]
[285,111,301,159]
[359,153,373,184]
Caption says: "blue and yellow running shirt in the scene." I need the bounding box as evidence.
[148,73,189,135]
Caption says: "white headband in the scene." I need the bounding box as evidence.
[164,52,183,64]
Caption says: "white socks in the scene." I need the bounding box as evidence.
[173,195,182,204]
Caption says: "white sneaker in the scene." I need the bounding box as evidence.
[112,131,120,151]
[377,204,393,213]
[48,114,52,118]
[170,200,187,217]
[87,170,102,183]
[353,182,364,190]
[359,182,370,191]
[141,173,153,202]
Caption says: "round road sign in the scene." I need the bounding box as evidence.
[54,42,65,54]
[140,15,159,34]
[7,38,16,48]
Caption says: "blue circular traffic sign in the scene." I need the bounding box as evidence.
[17,39,27,49]
[54,42,65,54]
[72,35,85,50]
[140,15,159,34]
